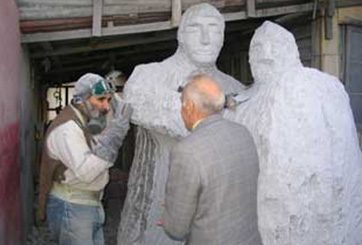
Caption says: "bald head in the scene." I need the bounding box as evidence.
[183,74,225,115]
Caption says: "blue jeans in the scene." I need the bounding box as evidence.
[46,195,105,245]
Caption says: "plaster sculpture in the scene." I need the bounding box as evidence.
[117,3,244,245]
[225,21,362,245]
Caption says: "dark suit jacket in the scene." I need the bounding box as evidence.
[163,114,262,245]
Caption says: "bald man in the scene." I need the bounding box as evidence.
[161,74,262,245]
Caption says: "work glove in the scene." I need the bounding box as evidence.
[93,95,132,163]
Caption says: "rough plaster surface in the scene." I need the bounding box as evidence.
[225,21,362,245]
[0,0,21,244]
[118,4,244,245]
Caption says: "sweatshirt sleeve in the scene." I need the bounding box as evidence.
[47,120,112,183]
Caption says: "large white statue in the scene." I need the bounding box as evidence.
[225,21,362,245]
[117,3,244,245]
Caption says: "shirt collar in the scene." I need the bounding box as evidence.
[191,119,204,131]
[192,114,223,131]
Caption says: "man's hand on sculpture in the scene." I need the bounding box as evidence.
[93,95,132,163]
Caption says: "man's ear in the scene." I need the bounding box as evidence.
[185,99,195,112]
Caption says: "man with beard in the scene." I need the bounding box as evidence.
[38,73,132,245]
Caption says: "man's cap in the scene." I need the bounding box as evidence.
[73,73,115,100]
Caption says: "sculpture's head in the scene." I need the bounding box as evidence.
[249,21,302,84]
[178,3,225,67]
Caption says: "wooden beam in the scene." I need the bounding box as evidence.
[255,3,314,18]
[337,0,362,8]
[57,41,176,67]
[224,11,247,22]
[30,31,176,58]
[22,21,174,43]
[22,29,92,43]
[42,49,173,77]
[101,21,173,36]
[22,3,314,43]
[247,0,256,17]
[92,0,103,37]
[325,0,336,40]
[171,0,182,27]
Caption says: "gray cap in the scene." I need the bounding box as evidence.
[73,73,110,100]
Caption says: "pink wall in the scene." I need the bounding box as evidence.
[0,0,21,244]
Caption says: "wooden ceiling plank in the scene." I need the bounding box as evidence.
[22,3,314,43]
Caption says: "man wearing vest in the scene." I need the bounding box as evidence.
[38,73,132,245]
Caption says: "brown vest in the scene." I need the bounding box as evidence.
[38,105,93,221]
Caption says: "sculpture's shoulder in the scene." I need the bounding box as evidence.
[214,70,245,93]
[128,62,165,82]
[302,67,347,93]
[125,56,180,91]
[279,67,349,105]
[124,57,177,96]
[281,67,343,90]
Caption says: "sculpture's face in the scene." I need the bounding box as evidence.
[249,39,282,83]
[249,21,300,84]
[180,16,224,66]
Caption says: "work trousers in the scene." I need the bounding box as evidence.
[47,194,105,245]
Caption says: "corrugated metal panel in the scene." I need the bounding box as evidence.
[18,0,243,20]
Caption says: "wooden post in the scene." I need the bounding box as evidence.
[325,0,336,40]
[92,0,103,36]
[171,0,182,27]
[247,0,256,17]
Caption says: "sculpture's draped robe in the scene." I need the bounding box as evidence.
[225,21,362,245]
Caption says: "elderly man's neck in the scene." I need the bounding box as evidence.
[191,112,215,130]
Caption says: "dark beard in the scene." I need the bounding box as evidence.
[84,101,108,135]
